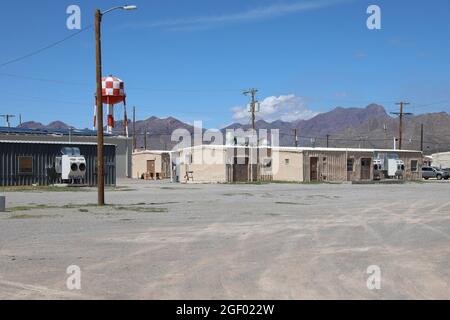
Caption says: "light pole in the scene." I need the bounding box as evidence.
[95,5,137,206]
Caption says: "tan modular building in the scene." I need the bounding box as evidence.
[431,152,450,169]
[177,145,230,183]
[274,148,423,183]
[132,150,171,180]
[173,145,423,184]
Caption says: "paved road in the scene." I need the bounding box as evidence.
[0,180,449,299]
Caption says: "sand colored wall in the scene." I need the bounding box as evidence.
[132,152,162,179]
[179,147,228,183]
[272,150,303,182]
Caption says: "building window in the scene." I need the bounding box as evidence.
[347,159,354,172]
[411,160,418,172]
[18,156,33,174]
[285,159,290,165]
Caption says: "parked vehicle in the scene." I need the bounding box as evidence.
[421,166,450,180]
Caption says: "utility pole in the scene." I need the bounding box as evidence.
[420,123,424,152]
[123,105,128,137]
[95,9,105,206]
[0,115,15,128]
[144,128,148,150]
[326,134,330,148]
[391,102,412,150]
[94,5,137,206]
[19,114,22,126]
[243,88,259,131]
[243,88,259,182]
[132,106,136,151]
[293,129,298,147]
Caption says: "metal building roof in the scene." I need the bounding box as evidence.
[0,140,115,146]
[0,126,113,137]
[174,144,422,154]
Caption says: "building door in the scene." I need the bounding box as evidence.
[233,157,249,182]
[361,158,371,180]
[147,160,156,179]
[310,157,318,181]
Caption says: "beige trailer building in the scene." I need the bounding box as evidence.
[132,150,171,180]
[177,145,231,183]
[274,148,423,183]
[174,145,423,184]
[431,152,450,169]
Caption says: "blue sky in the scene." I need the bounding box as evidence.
[0,0,450,129]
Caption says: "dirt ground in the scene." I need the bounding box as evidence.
[0,180,449,299]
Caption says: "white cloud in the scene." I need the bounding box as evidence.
[124,0,352,30]
[232,94,319,123]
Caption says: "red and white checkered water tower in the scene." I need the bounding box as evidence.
[93,75,128,136]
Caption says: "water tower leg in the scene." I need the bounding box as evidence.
[107,104,114,134]
[93,104,97,131]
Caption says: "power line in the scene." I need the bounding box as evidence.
[408,99,450,110]
[3,70,450,114]
[0,25,93,68]
[0,72,91,86]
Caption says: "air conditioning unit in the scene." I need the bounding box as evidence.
[374,153,405,180]
[55,147,86,182]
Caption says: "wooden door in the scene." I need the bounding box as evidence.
[147,160,156,178]
[361,158,371,180]
[233,157,249,182]
[310,157,318,181]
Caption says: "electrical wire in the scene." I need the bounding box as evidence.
[0,25,93,68]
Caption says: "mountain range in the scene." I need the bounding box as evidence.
[16,104,450,154]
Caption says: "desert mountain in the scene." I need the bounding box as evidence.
[16,104,450,154]
[18,121,71,130]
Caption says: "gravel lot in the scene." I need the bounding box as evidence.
[0,180,449,299]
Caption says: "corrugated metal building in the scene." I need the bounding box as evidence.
[0,127,131,178]
[0,140,116,186]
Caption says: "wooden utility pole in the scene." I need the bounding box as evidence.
[293,129,298,147]
[144,128,148,150]
[243,88,258,131]
[243,88,259,182]
[326,134,330,148]
[95,9,105,206]
[0,114,15,128]
[132,106,136,151]
[93,5,137,204]
[420,123,424,152]
[391,102,412,150]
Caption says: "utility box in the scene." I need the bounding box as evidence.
[0,196,5,212]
